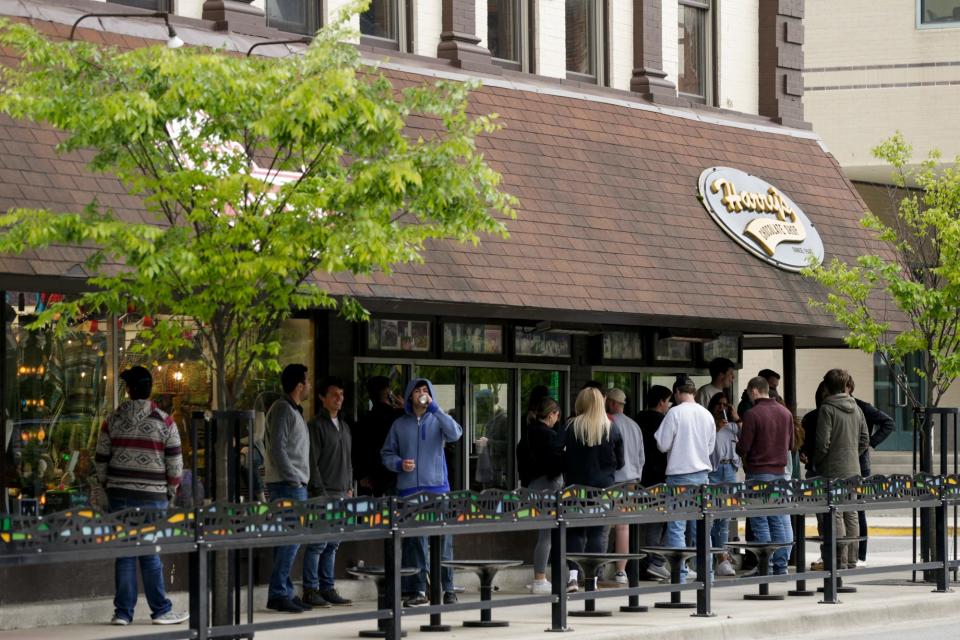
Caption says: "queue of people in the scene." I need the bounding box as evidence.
[246,361,890,616]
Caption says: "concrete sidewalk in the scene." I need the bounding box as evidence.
[3,537,957,640]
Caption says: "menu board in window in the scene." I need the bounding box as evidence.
[602,331,644,361]
[367,319,431,352]
[443,322,503,355]
[654,337,693,362]
[515,328,571,358]
[703,334,740,364]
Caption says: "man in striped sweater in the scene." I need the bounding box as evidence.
[95,365,188,627]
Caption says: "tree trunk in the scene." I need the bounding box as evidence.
[212,359,232,627]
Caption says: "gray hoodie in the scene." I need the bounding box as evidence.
[813,394,869,478]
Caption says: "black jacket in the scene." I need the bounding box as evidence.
[354,402,402,496]
[562,421,624,488]
[855,398,895,474]
[517,420,564,487]
[737,390,754,422]
[308,410,352,497]
[801,408,818,476]
[636,410,667,486]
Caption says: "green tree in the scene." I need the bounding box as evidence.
[0,3,516,416]
[803,132,960,409]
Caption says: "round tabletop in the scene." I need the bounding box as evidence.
[725,541,794,550]
[566,552,646,561]
[347,566,420,578]
[638,546,725,555]
[442,560,523,569]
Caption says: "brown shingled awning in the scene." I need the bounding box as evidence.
[0,11,896,341]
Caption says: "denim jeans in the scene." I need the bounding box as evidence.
[267,482,307,601]
[664,471,710,583]
[744,473,793,574]
[108,495,173,622]
[303,540,340,591]
[708,463,738,549]
[402,535,454,596]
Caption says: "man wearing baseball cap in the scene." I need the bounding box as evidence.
[605,388,645,584]
[95,365,187,626]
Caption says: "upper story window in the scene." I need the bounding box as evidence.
[566,0,604,84]
[110,0,172,10]
[266,0,321,36]
[918,0,960,27]
[487,0,529,71]
[361,0,408,51]
[678,0,712,102]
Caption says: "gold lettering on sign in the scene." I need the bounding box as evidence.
[743,218,807,256]
[709,178,798,223]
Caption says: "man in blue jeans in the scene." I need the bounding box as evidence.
[263,364,314,613]
[381,378,463,607]
[736,376,795,574]
[655,379,716,583]
[95,366,188,626]
[302,376,353,607]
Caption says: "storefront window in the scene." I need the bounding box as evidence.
[110,0,172,10]
[443,322,503,355]
[654,337,693,362]
[678,0,710,100]
[520,369,565,418]
[515,328,571,358]
[469,367,512,491]
[368,318,431,353]
[593,370,635,411]
[3,292,109,515]
[703,334,740,365]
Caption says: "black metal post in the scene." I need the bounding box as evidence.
[935,498,952,593]
[789,513,815,596]
[386,516,403,640]
[621,521,647,612]
[693,497,714,617]
[820,504,838,604]
[919,409,937,582]
[547,519,571,632]
[0,293,7,515]
[420,534,450,631]
[191,542,209,640]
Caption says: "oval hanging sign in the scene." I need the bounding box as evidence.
[698,167,824,272]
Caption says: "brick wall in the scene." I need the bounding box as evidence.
[608,0,633,91]
[661,0,678,88]
[718,0,759,114]
[535,0,566,78]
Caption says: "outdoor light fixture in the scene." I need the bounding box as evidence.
[246,37,313,57]
[69,12,184,49]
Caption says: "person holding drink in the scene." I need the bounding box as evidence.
[381,379,463,607]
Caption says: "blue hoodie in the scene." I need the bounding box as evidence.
[380,379,463,496]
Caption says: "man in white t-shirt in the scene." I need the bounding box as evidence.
[655,378,716,582]
[696,357,735,407]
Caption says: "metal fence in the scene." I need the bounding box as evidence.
[2,473,959,640]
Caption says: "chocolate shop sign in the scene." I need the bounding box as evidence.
[697,167,824,272]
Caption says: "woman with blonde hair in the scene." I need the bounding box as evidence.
[563,387,624,558]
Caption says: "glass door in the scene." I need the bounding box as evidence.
[873,353,921,451]
[468,367,514,491]
[520,368,567,420]
[413,364,466,490]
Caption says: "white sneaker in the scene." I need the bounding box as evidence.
[531,580,552,594]
[614,570,629,584]
[153,611,189,625]
[110,616,130,626]
[717,560,736,577]
[856,560,868,568]
[566,578,579,593]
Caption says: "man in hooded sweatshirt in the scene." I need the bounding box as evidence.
[813,368,870,569]
[381,378,463,607]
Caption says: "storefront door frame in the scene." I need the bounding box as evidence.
[354,357,569,490]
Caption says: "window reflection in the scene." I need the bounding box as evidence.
[266,0,321,36]
[469,367,512,491]
[488,0,522,64]
[678,0,709,98]
[566,0,597,80]
[3,292,108,514]
[360,0,399,43]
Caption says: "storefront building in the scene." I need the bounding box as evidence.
[0,0,900,612]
